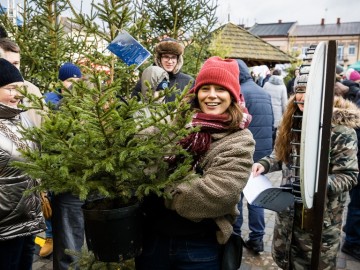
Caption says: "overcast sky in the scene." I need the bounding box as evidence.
[216,0,359,26]
[1,0,359,27]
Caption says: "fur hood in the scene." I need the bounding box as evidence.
[332,95,360,128]
[267,75,285,85]
[154,38,184,74]
[140,65,169,97]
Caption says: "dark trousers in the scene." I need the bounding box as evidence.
[344,182,360,245]
[234,192,265,241]
[0,235,35,270]
[272,127,277,148]
[52,192,85,270]
[135,233,221,270]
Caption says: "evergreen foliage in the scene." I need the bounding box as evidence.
[0,0,219,87]
[0,0,212,202]
[0,0,219,266]
[66,247,135,269]
[135,0,218,76]
[0,0,72,89]
[15,71,195,202]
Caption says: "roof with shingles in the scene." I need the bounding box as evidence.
[249,22,297,37]
[291,22,360,36]
[212,22,294,66]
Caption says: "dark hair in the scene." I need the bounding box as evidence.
[272,69,281,76]
[0,25,8,38]
[0,38,20,54]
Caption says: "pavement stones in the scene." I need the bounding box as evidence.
[239,171,360,270]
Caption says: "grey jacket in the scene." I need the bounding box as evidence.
[263,75,288,128]
[0,103,45,240]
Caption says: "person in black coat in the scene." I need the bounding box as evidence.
[286,67,299,97]
[233,59,274,253]
[132,38,193,103]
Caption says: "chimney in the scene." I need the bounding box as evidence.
[337,18,341,24]
[321,18,325,25]
[278,19,282,24]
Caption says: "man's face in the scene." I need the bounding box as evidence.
[0,49,21,70]
[160,54,178,73]
[63,77,81,89]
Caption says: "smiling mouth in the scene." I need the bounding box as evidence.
[206,102,220,106]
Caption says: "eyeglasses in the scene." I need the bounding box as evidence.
[1,88,17,95]
[0,87,24,98]
[161,55,178,62]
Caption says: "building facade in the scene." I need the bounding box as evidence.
[249,18,360,69]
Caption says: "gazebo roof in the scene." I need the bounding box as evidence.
[211,22,294,66]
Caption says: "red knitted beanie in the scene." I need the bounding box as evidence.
[192,56,240,103]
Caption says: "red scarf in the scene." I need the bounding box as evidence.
[179,113,235,157]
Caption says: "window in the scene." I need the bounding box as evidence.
[337,45,344,61]
[349,44,356,55]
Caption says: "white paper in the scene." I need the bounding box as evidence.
[243,173,273,204]
[243,173,294,212]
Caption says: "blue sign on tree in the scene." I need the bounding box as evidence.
[107,30,151,69]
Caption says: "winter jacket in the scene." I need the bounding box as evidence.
[0,103,46,240]
[237,59,274,162]
[140,65,169,98]
[132,67,193,103]
[263,75,288,128]
[22,80,44,128]
[259,96,360,269]
[44,90,62,110]
[143,128,255,244]
[342,79,360,103]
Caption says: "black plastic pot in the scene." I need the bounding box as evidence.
[82,200,143,262]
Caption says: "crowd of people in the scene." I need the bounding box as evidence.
[1,23,360,270]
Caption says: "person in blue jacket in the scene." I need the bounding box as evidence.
[44,62,85,270]
[233,59,274,253]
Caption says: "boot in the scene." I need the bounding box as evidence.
[39,238,53,257]
[244,238,264,253]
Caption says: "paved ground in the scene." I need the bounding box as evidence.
[33,170,360,269]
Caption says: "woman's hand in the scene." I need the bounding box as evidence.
[252,163,265,177]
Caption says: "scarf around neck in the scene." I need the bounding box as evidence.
[180,112,238,158]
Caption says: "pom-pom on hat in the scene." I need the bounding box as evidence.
[349,70,360,82]
[0,58,24,88]
[191,56,241,103]
[58,62,82,82]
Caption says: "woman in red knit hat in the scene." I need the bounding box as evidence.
[136,56,255,270]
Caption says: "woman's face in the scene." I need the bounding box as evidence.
[0,82,24,107]
[295,91,305,111]
[197,84,232,115]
